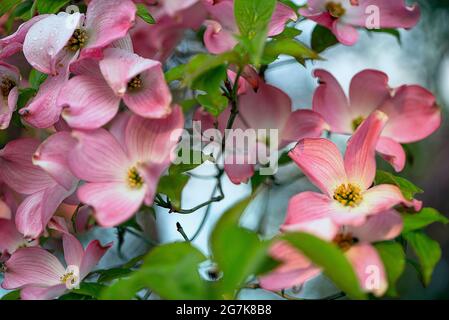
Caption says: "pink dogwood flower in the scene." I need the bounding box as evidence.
[312,69,441,171]
[144,0,200,16]
[0,62,20,130]
[194,79,328,184]
[0,15,49,59]
[300,0,420,45]
[202,0,297,54]
[285,111,421,227]
[0,218,37,260]
[0,134,79,239]
[57,47,172,129]
[131,3,207,62]
[68,108,184,227]
[2,232,111,300]
[22,0,136,75]
[260,209,403,296]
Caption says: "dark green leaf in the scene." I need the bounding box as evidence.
[402,208,448,233]
[375,170,423,201]
[11,0,34,21]
[136,3,155,24]
[0,0,22,16]
[282,232,366,299]
[375,241,405,296]
[1,290,20,300]
[311,24,339,53]
[36,0,70,14]
[403,231,441,286]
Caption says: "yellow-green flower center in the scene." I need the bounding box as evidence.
[60,271,77,285]
[333,183,363,207]
[352,116,365,131]
[127,75,143,91]
[127,167,144,189]
[67,29,88,52]
[326,1,346,18]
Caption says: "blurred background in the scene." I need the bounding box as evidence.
[1,0,448,300]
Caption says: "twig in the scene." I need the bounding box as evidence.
[176,222,190,242]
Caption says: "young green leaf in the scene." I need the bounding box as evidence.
[402,208,449,233]
[375,170,423,200]
[136,3,155,24]
[282,232,367,300]
[157,173,190,211]
[403,231,441,286]
[234,0,276,39]
[263,38,321,65]
[375,241,405,297]
[234,0,276,66]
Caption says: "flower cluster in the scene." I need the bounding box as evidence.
[0,0,445,300]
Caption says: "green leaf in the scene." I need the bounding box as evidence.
[165,65,186,83]
[271,27,302,40]
[234,0,276,38]
[366,28,401,44]
[136,3,155,24]
[263,38,321,65]
[11,0,34,21]
[278,151,292,166]
[234,0,276,65]
[311,24,339,53]
[375,170,423,201]
[170,149,214,176]
[101,242,210,300]
[211,196,274,298]
[28,69,48,89]
[193,64,229,116]
[97,268,134,283]
[72,282,107,298]
[1,290,20,300]
[0,0,21,16]
[197,93,228,117]
[375,241,405,296]
[403,231,441,286]
[36,0,70,14]
[282,232,366,300]
[166,52,239,87]
[17,87,37,109]
[157,173,190,210]
[402,208,449,233]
